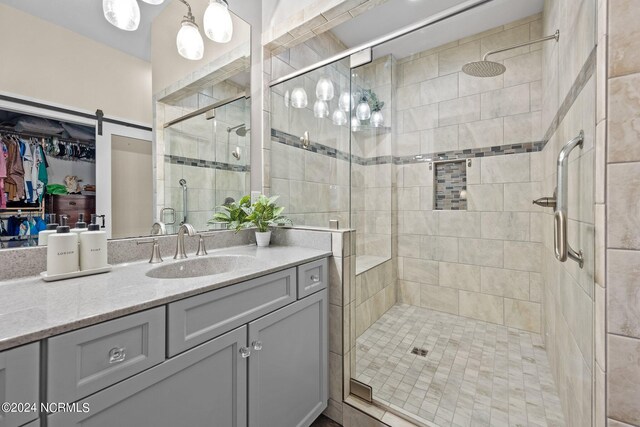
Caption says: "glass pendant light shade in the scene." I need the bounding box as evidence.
[332,109,347,126]
[356,101,371,121]
[351,116,360,131]
[371,110,384,127]
[203,0,233,43]
[103,0,140,31]
[141,0,164,4]
[313,100,329,118]
[291,87,308,108]
[315,77,335,101]
[338,91,354,112]
[177,20,204,61]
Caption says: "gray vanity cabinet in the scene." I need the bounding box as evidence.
[248,289,328,427]
[0,343,39,427]
[48,325,247,427]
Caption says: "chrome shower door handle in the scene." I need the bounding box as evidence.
[300,131,310,148]
[554,131,584,268]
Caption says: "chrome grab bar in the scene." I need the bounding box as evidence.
[554,130,584,268]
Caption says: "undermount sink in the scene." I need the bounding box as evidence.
[146,255,260,279]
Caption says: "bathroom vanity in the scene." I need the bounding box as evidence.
[0,246,329,427]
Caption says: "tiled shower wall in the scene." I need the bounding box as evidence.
[605,0,640,426]
[540,0,598,426]
[395,15,545,333]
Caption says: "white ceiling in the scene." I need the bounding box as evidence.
[0,0,169,61]
[331,0,544,60]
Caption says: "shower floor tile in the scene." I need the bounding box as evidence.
[355,304,565,427]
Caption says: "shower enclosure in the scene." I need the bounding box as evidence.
[270,0,596,425]
[162,95,251,233]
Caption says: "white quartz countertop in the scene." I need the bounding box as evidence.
[0,244,331,352]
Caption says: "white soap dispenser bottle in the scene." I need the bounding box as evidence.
[38,213,58,246]
[70,213,88,235]
[46,216,79,275]
[79,214,108,271]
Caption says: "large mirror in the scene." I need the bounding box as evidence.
[0,0,251,249]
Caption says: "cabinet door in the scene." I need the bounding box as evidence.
[49,326,248,427]
[248,290,327,427]
[0,343,39,427]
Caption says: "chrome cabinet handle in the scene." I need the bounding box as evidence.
[310,274,320,283]
[108,347,126,364]
[252,341,263,351]
[300,131,310,148]
[554,130,584,268]
[239,347,251,358]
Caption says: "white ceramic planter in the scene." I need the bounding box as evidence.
[255,231,272,247]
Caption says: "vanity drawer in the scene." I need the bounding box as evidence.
[48,307,165,404]
[0,343,39,427]
[297,258,328,299]
[167,268,297,356]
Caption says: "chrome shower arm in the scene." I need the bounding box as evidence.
[483,30,559,61]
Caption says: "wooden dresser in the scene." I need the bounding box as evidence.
[45,194,95,225]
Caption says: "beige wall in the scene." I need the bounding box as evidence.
[0,4,152,125]
[111,136,153,239]
[151,1,250,96]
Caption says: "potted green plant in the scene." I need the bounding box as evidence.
[208,195,251,232]
[245,195,292,247]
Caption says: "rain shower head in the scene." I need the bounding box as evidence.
[227,124,250,137]
[462,60,506,78]
[462,30,559,78]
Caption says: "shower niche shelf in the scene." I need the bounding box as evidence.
[432,159,467,211]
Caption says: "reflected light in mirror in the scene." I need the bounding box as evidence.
[103,0,140,31]
[315,77,335,101]
[204,0,233,43]
[291,87,308,108]
[371,110,384,127]
[338,92,354,112]
[356,100,371,120]
[141,0,165,4]
[332,109,347,126]
[313,100,329,118]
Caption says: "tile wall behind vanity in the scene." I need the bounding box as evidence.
[395,14,545,334]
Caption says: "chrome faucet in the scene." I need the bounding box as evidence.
[175,223,196,259]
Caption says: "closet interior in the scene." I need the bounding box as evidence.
[0,108,96,248]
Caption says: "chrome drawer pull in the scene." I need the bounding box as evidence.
[108,347,126,364]
[252,341,263,351]
[239,347,251,358]
[310,274,320,283]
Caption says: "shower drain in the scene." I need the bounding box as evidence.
[410,347,428,357]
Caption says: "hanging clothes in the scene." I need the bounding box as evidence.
[34,144,48,202]
[20,139,34,203]
[4,138,26,201]
[0,139,7,209]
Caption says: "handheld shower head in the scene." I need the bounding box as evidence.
[179,179,187,188]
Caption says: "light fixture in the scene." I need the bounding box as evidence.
[356,100,371,121]
[103,0,140,31]
[284,90,290,107]
[371,110,384,127]
[316,77,335,101]
[338,92,354,112]
[203,0,233,43]
[291,87,308,108]
[313,100,329,118]
[176,0,204,60]
[332,110,347,126]
[141,0,165,4]
[351,116,360,131]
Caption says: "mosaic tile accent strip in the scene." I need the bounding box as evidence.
[542,46,597,143]
[272,128,544,166]
[164,155,250,172]
[435,161,467,211]
[356,304,566,427]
